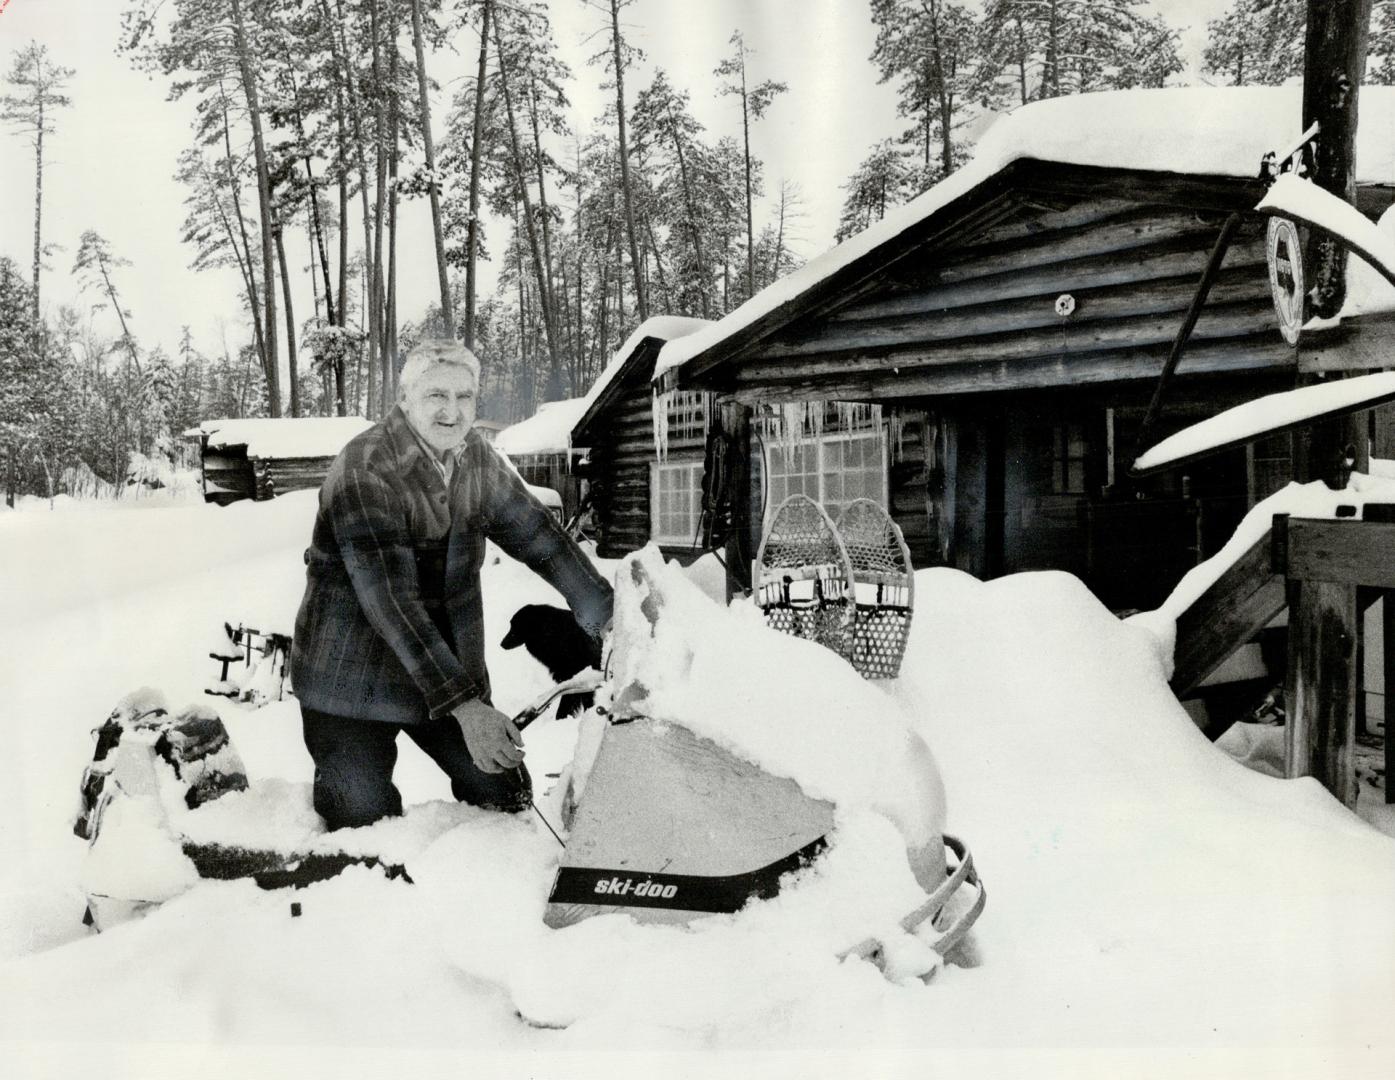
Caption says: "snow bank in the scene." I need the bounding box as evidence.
[895,566,1395,1047]
[655,86,1395,384]
[605,546,946,848]
[1143,471,1395,624]
[6,485,1395,1067]
[199,417,373,458]
[493,398,589,456]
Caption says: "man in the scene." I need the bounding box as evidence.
[290,339,612,829]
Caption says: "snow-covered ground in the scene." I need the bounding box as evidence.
[2,493,1394,1080]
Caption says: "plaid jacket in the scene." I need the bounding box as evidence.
[291,405,613,725]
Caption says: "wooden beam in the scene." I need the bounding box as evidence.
[728,335,1297,405]
[805,269,1271,352]
[954,196,1140,247]
[931,206,1236,282]
[1285,577,1359,807]
[1015,161,1271,213]
[1283,518,1395,588]
[849,237,1268,320]
[1171,529,1286,697]
[745,300,1283,375]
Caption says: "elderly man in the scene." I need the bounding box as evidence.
[291,339,612,829]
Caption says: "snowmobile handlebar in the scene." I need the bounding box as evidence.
[512,669,605,732]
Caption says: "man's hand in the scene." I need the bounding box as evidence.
[452,698,525,774]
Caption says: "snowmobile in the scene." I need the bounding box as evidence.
[75,579,984,978]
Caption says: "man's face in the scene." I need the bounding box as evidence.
[401,362,478,456]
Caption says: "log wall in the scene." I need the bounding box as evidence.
[592,383,705,559]
[735,198,1294,402]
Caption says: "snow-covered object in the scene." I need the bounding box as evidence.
[1134,371,1395,473]
[575,315,711,444]
[1257,173,1395,307]
[108,686,169,728]
[199,417,373,459]
[655,86,1395,385]
[605,545,946,848]
[79,733,200,925]
[1340,206,1395,318]
[493,399,589,457]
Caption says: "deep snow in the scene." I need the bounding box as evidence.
[2,491,1394,1079]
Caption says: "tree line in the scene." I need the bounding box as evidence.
[4,0,1395,505]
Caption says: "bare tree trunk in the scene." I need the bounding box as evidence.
[31,99,43,316]
[410,0,453,335]
[370,0,390,414]
[218,83,268,376]
[528,79,560,324]
[96,253,142,374]
[494,15,563,390]
[609,0,647,320]
[275,224,300,417]
[319,0,350,330]
[230,0,281,416]
[738,52,755,300]
[465,0,492,348]
[386,64,400,401]
[666,100,709,317]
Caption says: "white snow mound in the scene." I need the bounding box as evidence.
[605,545,947,848]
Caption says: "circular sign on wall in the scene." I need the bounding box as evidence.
[1267,216,1305,346]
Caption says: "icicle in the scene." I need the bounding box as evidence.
[652,389,672,462]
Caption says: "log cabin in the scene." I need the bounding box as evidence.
[653,86,1395,612]
[195,417,373,505]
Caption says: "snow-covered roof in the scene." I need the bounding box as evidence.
[200,417,374,459]
[492,399,590,456]
[579,315,711,417]
[1134,371,1395,474]
[655,85,1395,385]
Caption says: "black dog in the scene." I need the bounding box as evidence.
[501,604,601,718]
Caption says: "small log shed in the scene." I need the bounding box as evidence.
[194,417,373,505]
[493,399,591,522]
[654,86,1395,614]
[570,316,714,559]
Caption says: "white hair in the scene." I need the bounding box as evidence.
[398,340,481,397]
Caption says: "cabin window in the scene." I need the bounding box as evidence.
[650,458,705,546]
[1051,423,1089,494]
[765,429,888,520]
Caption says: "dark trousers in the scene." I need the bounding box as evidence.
[301,706,532,830]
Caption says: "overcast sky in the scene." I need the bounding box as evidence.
[0,0,1228,371]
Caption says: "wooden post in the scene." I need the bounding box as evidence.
[722,402,755,601]
[1295,0,1374,488]
[1285,578,1359,806]
[1385,591,1395,803]
[1363,501,1395,802]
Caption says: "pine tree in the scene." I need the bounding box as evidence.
[715,30,787,303]
[73,230,142,375]
[1,42,74,318]
[836,139,913,241]
[981,0,1183,102]
[1202,0,1306,86]
[870,0,983,181]
[632,69,715,317]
